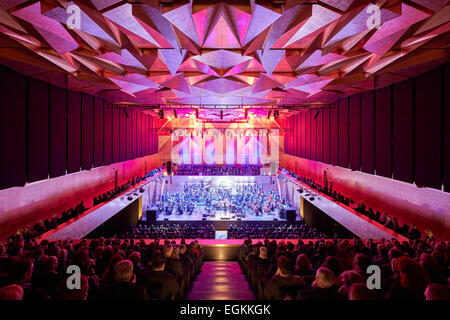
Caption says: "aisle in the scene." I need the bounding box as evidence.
[185,261,256,300]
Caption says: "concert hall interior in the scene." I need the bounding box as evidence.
[0,0,449,302]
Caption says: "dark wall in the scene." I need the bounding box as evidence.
[0,66,159,190]
[285,64,450,192]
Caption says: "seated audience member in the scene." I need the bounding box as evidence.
[386,256,429,300]
[179,245,193,272]
[407,225,421,240]
[254,246,271,281]
[137,252,179,300]
[338,270,364,297]
[162,245,183,281]
[297,267,344,300]
[6,258,48,300]
[98,260,148,300]
[352,254,373,279]
[53,275,89,300]
[424,283,450,300]
[128,251,146,278]
[348,283,376,300]
[0,284,24,300]
[294,254,315,278]
[420,253,446,285]
[32,256,61,297]
[264,256,305,300]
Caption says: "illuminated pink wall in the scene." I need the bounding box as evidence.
[281,153,450,240]
[0,154,161,241]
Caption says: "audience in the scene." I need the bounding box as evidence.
[228,223,327,239]
[0,236,204,300]
[239,238,449,300]
[125,223,215,239]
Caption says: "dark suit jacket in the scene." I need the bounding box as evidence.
[96,282,148,300]
[264,274,305,300]
[137,270,179,300]
[297,286,345,300]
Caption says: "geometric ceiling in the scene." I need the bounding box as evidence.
[0,0,449,118]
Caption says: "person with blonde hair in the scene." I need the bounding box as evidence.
[297,267,344,300]
[97,260,148,300]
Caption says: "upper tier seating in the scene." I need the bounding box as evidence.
[280,168,429,241]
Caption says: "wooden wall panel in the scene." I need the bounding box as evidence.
[93,97,103,167]
[330,104,339,165]
[393,79,413,183]
[67,91,81,174]
[81,94,93,170]
[349,94,361,171]
[361,91,374,174]
[0,66,26,188]
[50,85,67,178]
[415,68,442,189]
[322,106,330,164]
[28,78,49,182]
[338,98,349,168]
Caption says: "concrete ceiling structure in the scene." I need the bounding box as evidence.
[0,0,449,119]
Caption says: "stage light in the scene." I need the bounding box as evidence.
[195,109,199,119]
[158,109,164,119]
[314,109,320,119]
[267,110,272,119]
[173,109,177,118]
[244,109,248,119]
[220,110,223,119]
[274,110,279,119]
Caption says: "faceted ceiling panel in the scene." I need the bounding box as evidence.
[0,0,448,119]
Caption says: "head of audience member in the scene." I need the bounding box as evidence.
[152,252,166,272]
[397,256,429,295]
[322,256,341,277]
[162,245,174,259]
[419,253,443,283]
[295,254,312,272]
[0,284,24,300]
[424,283,450,300]
[171,247,180,260]
[43,256,58,273]
[348,283,376,300]
[54,274,89,300]
[353,253,372,275]
[340,270,364,295]
[277,256,293,277]
[259,247,268,260]
[314,267,335,289]
[113,260,134,283]
[128,251,141,269]
[8,257,34,286]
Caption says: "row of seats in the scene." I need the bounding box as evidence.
[227,223,328,239]
[122,224,216,239]
[0,236,204,300]
[238,237,449,300]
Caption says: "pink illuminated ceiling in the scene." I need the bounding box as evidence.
[0,0,449,119]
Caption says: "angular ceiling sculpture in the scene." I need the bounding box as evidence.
[0,0,448,119]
